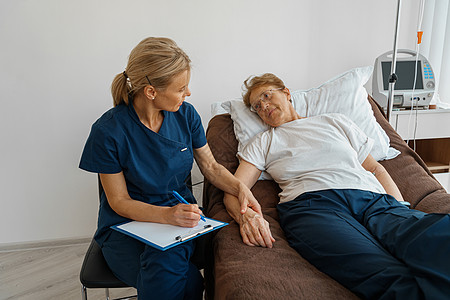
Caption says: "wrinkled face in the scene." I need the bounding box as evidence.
[248,85,293,127]
[154,70,191,112]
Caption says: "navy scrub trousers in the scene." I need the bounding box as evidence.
[102,229,203,300]
[277,189,450,300]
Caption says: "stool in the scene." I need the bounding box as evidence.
[80,238,137,300]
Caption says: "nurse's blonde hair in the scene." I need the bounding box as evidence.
[111,37,191,107]
[242,73,286,107]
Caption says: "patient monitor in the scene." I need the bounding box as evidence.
[372,49,435,110]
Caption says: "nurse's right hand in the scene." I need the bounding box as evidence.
[166,203,203,228]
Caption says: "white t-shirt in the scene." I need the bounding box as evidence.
[238,113,386,203]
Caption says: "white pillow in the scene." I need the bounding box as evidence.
[221,66,400,163]
[221,100,269,153]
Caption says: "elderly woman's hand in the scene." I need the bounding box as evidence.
[239,208,275,248]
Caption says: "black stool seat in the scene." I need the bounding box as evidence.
[80,238,129,289]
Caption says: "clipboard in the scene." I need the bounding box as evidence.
[111,217,228,251]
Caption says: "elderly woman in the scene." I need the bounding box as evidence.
[224,73,450,299]
[79,37,258,300]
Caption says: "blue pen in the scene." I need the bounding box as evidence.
[172,190,206,222]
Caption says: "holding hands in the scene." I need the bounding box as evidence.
[239,207,275,248]
[238,182,263,215]
[222,159,275,248]
[224,183,275,248]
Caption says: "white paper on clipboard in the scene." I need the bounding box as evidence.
[111,217,227,251]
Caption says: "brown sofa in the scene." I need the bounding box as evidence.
[202,96,450,299]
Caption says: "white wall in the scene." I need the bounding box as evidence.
[0,0,421,244]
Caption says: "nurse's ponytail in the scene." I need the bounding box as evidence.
[111,37,191,107]
[111,71,130,107]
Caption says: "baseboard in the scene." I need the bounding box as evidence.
[0,236,92,252]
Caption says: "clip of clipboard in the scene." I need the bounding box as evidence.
[175,224,214,242]
[111,217,227,251]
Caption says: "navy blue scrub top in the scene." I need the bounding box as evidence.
[79,100,207,245]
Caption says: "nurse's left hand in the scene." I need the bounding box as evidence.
[166,203,203,228]
[238,183,262,216]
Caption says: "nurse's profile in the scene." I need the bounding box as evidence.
[79,37,259,299]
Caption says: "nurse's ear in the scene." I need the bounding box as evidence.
[144,85,156,100]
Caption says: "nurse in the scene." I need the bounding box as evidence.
[79,37,259,299]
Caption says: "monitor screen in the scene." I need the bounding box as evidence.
[381,61,424,90]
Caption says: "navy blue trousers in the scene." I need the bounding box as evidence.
[277,189,450,300]
[101,229,203,300]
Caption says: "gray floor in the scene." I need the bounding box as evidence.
[0,241,137,300]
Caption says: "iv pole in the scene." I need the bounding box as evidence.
[387,0,402,122]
